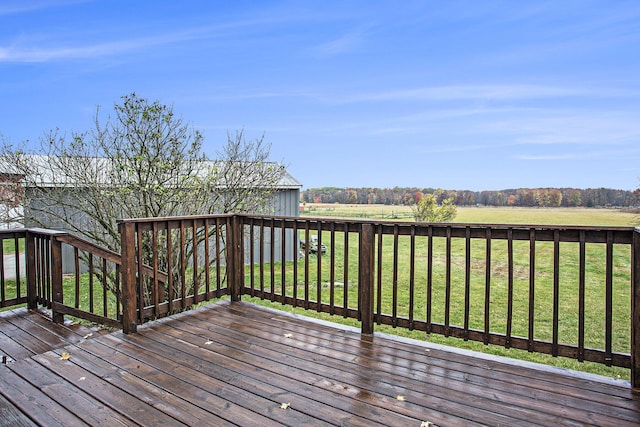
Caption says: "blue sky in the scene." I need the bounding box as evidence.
[1,1,639,191]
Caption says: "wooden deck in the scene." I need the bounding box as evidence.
[1,301,639,427]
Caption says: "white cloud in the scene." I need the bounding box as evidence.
[313,33,363,56]
[0,0,89,16]
[327,84,640,105]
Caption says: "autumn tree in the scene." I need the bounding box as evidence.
[412,193,457,222]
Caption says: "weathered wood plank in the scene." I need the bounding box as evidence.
[149,309,481,426]
[31,351,189,426]
[178,305,559,426]
[7,358,131,426]
[0,392,37,427]
[1,301,639,426]
[213,302,640,425]
[50,343,237,427]
[96,333,337,427]
[0,368,85,427]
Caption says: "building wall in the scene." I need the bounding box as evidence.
[24,187,302,273]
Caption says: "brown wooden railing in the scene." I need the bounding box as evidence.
[2,214,639,388]
[1,229,123,328]
[118,216,230,332]
[118,214,640,387]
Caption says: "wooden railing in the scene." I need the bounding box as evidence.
[3,214,639,387]
[0,229,122,328]
[234,216,637,365]
[118,216,230,332]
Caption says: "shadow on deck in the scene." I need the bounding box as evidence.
[1,301,639,426]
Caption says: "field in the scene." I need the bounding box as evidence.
[301,203,639,226]
[253,204,638,380]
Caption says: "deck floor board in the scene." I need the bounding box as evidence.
[1,300,639,426]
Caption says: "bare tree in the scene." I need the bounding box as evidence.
[0,93,284,251]
[0,94,286,304]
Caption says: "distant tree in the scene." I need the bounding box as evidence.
[414,191,424,204]
[412,193,457,222]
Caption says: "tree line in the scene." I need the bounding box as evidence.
[302,186,640,208]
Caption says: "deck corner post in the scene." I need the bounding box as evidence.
[25,231,37,310]
[120,221,138,334]
[227,215,244,302]
[359,223,375,335]
[631,228,640,389]
[50,237,64,324]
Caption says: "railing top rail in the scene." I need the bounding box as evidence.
[238,213,637,231]
[114,212,637,235]
[117,213,234,224]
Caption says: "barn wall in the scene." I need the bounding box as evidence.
[24,187,302,273]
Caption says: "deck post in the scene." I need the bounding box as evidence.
[50,237,64,324]
[120,221,138,334]
[227,215,243,302]
[359,223,375,335]
[632,228,640,389]
[25,231,37,310]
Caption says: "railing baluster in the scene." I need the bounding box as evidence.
[376,224,383,325]
[50,237,63,324]
[179,221,187,307]
[120,221,137,334]
[26,231,37,310]
[578,230,586,362]
[270,218,275,302]
[426,225,433,335]
[215,217,221,294]
[102,258,108,318]
[445,226,452,337]
[464,226,471,340]
[552,230,560,357]
[44,237,50,307]
[193,219,199,299]
[343,223,349,318]
[136,224,145,323]
[204,219,211,297]
[316,221,322,311]
[166,221,174,306]
[281,218,286,304]
[528,229,536,352]
[484,228,491,345]
[392,225,399,327]
[292,220,298,306]
[74,247,80,309]
[605,231,614,366]
[260,220,266,299]
[359,223,375,335]
[632,227,640,388]
[0,239,5,304]
[409,225,415,330]
[304,222,310,310]
[506,228,513,348]
[15,238,21,298]
[329,222,336,315]
[152,222,159,315]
